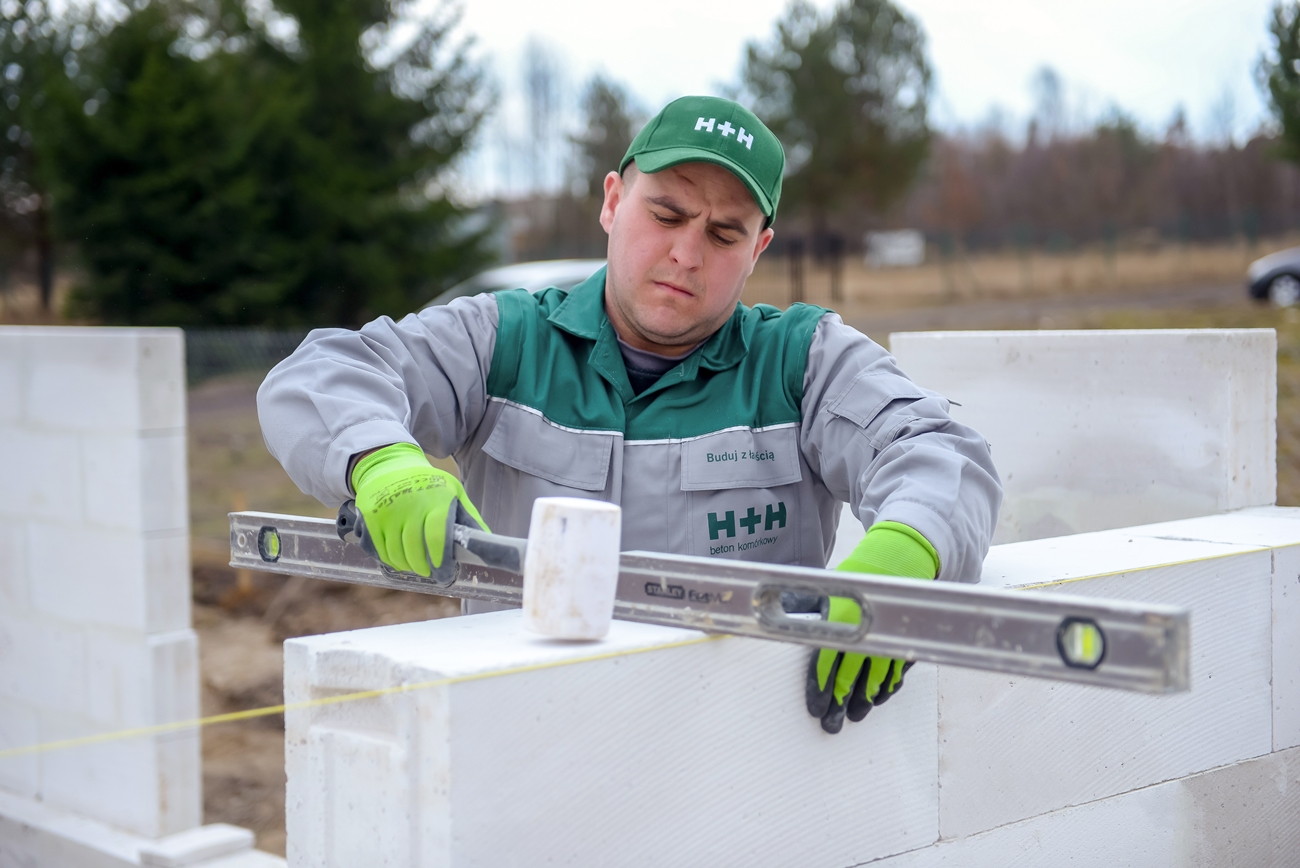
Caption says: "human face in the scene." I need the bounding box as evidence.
[599,162,774,355]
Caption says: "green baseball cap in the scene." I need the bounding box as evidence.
[620,95,785,224]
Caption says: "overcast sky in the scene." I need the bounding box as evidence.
[438,0,1277,197]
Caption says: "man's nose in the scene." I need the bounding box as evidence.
[668,227,705,270]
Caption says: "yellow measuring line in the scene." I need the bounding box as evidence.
[0,633,724,762]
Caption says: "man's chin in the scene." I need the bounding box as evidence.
[628,314,701,349]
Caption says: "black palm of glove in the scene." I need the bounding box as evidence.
[806,522,938,734]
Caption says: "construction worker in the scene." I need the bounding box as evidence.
[258,95,1002,734]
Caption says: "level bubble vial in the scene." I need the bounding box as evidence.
[258,526,282,562]
[1057,617,1106,669]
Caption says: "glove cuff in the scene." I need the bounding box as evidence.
[837,521,939,579]
[351,442,428,493]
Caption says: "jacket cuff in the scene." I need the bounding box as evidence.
[874,499,962,582]
[323,420,419,504]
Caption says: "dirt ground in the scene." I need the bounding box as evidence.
[190,281,1300,856]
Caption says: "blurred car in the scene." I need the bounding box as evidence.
[423,259,606,308]
[1247,247,1300,307]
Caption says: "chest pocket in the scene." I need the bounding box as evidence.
[483,402,615,491]
[681,425,802,490]
[680,425,804,565]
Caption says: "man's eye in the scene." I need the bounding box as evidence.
[712,232,737,246]
[651,212,679,225]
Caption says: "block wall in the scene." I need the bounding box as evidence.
[0,327,200,838]
[283,506,1300,867]
[888,329,1277,544]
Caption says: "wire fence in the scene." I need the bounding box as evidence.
[185,328,312,385]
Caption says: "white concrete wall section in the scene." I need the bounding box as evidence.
[285,616,940,867]
[873,746,1300,868]
[1117,506,1300,753]
[0,328,200,840]
[941,513,1291,839]
[888,329,1277,543]
[284,507,1300,866]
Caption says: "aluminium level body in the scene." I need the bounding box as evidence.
[229,510,1190,694]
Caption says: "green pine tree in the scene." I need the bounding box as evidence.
[742,0,932,232]
[0,0,98,310]
[52,0,493,326]
[1262,2,1300,165]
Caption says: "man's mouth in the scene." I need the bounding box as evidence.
[652,280,695,298]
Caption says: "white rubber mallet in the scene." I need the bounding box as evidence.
[522,497,623,640]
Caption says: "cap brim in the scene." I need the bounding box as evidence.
[630,146,774,217]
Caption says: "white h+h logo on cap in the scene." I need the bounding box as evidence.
[695,117,754,150]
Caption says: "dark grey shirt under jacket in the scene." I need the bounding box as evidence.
[617,337,699,394]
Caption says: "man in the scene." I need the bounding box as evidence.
[258,95,1002,734]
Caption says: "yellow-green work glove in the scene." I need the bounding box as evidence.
[351,442,488,577]
[806,521,938,734]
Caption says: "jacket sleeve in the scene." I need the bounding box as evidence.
[256,293,499,507]
[798,313,1002,582]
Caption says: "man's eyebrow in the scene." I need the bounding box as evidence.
[708,216,750,237]
[645,195,750,238]
[645,195,697,218]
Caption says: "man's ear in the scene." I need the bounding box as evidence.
[599,171,624,234]
[752,226,775,264]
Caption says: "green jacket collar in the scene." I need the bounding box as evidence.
[547,266,752,383]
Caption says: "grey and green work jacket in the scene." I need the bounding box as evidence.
[258,269,1002,582]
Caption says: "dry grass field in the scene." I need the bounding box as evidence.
[742,236,1284,311]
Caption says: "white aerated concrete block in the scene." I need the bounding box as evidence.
[83,432,189,533]
[134,332,187,432]
[27,524,191,633]
[1113,507,1300,752]
[139,823,255,867]
[86,629,199,730]
[875,746,1300,868]
[286,510,1300,864]
[0,697,40,797]
[1274,544,1300,750]
[0,787,145,868]
[0,612,88,716]
[0,326,203,848]
[286,613,940,867]
[28,523,153,631]
[26,628,201,837]
[0,331,22,425]
[18,328,185,433]
[37,717,201,838]
[890,330,1277,542]
[939,526,1274,839]
[0,789,280,868]
[146,532,193,633]
[0,518,26,608]
[0,427,85,523]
